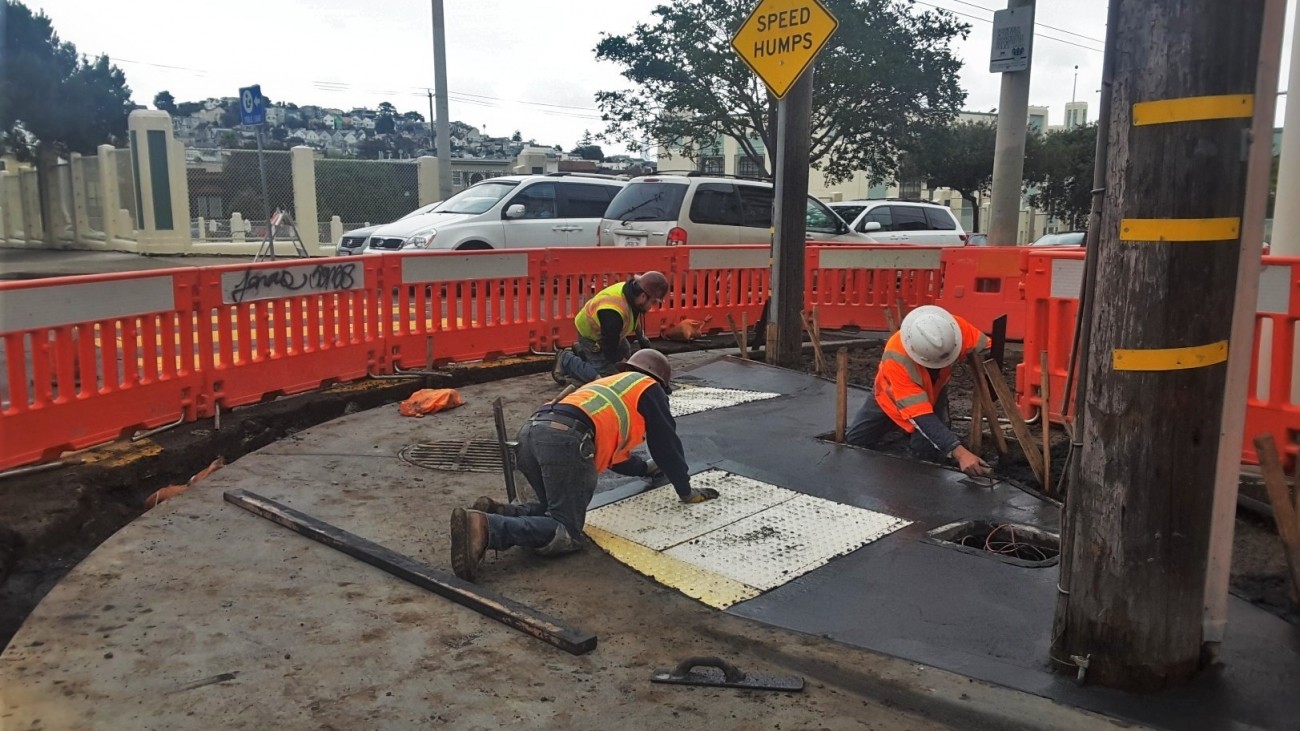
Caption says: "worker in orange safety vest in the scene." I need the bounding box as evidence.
[452,349,718,581]
[846,305,993,477]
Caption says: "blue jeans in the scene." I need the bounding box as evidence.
[845,388,950,462]
[559,336,631,385]
[486,417,597,553]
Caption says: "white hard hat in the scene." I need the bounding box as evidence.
[900,305,962,369]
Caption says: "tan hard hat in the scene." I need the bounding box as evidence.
[635,271,670,301]
[623,348,672,392]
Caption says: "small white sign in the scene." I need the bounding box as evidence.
[990,7,1034,73]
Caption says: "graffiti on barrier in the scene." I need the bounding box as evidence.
[222,262,364,304]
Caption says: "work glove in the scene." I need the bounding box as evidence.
[679,487,720,504]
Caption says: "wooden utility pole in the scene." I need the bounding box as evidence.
[1051,0,1270,692]
[768,69,813,369]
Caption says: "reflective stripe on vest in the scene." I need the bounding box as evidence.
[560,372,654,471]
[575,282,636,341]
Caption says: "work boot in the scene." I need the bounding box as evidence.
[450,508,489,582]
[551,349,568,385]
[472,495,513,515]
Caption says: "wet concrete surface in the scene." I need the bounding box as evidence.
[0,351,1292,730]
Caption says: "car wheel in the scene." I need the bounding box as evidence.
[457,241,493,251]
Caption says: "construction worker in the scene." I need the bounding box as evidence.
[451,349,718,581]
[552,271,670,386]
[846,305,993,477]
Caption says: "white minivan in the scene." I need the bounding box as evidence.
[362,174,625,252]
[596,174,870,247]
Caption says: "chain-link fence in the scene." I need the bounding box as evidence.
[81,155,105,236]
[315,158,419,234]
[185,149,293,242]
[18,168,41,241]
[114,148,137,235]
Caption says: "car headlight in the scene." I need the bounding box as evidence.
[406,230,437,249]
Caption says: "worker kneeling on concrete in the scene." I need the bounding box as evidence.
[452,348,718,581]
[552,271,670,387]
[846,305,993,477]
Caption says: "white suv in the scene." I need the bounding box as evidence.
[827,200,967,246]
[362,174,624,252]
[596,174,869,247]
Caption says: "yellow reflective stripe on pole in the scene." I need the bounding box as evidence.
[1119,218,1240,242]
[1112,341,1228,371]
[1132,94,1254,125]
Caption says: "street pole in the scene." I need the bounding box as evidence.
[431,0,454,200]
[768,68,813,370]
[1270,7,1300,253]
[987,0,1034,246]
[434,89,444,154]
[255,125,273,260]
[1051,0,1269,692]
[1202,0,1288,652]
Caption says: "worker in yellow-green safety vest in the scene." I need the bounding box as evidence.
[552,271,670,387]
[451,349,719,581]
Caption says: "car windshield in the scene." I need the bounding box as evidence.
[433,181,519,214]
[605,182,688,222]
[831,205,867,223]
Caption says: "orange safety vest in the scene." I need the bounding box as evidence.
[875,315,990,432]
[561,371,655,471]
[575,282,637,341]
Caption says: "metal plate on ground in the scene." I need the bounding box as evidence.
[400,440,504,473]
[664,494,910,591]
[585,470,797,551]
[585,469,909,606]
[668,386,780,418]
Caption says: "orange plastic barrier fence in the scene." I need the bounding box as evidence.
[933,247,1029,339]
[1017,249,1300,470]
[0,244,976,471]
[0,268,204,467]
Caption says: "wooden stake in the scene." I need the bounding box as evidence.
[1040,350,1052,494]
[741,312,748,355]
[223,490,597,655]
[882,306,898,334]
[726,313,748,360]
[981,357,1046,487]
[811,307,825,372]
[968,359,984,454]
[801,310,826,376]
[966,354,1007,456]
[1252,434,1300,606]
[893,297,907,328]
[835,348,848,443]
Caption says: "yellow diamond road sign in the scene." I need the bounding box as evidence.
[731,0,839,99]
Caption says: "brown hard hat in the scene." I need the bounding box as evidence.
[623,348,672,392]
[636,270,670,301]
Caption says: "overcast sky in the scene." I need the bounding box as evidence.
[29,0,1297,156]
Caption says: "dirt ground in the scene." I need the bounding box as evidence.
[802,340,1299,626]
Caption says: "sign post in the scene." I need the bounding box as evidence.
[731,0,837,368]
[240,84,279,261]
[986,1,1035,246]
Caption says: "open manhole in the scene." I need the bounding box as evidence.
[925,519,1059,567]
[400,440,504,473]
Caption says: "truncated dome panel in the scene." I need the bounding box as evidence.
[668,386,781,418]
[585,469,909,608]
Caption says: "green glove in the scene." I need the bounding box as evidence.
[679,487,720,504]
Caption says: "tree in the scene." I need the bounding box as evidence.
[570,143,605,161]
[375,101,397,134]
[154,90,176,113]
[176,101,203,117]
[511,129,522,142]
[401,111,425,123]
[0,0,134,160]
[1024,125,1097,230]
[594,0,967,183]
[903,120,996,231]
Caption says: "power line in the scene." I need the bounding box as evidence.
[915,0,1107,53]
[944,0,1107,45]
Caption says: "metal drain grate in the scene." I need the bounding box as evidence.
[400,440,504,473]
